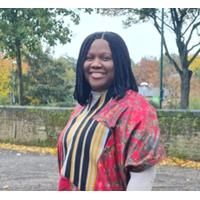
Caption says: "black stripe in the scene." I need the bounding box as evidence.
[64,126,86,177]
[73,117,94,186]
[63,117,77,158]
[73,101,107,186]
[64,103,102,178]
[80,121,98,190]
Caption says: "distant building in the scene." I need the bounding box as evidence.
[138,82,169,102]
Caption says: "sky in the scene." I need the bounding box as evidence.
[2,2,199,63]
[53,11,177,63]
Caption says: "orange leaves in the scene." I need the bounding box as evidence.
[0,56,29,103]
[0,143,57,155]
[160,157,200,170]
[133,57,160,87]
[0,58,13,98]
[0,142,200,169]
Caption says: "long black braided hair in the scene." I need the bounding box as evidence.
[74,31,138,106]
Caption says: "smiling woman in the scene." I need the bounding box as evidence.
[57,31,165,191]
[83,39,114,92]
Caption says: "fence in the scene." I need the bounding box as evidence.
[0,106,199,160]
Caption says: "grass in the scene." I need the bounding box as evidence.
[189,97,200,109]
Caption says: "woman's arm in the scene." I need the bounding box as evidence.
[126,166,156,191]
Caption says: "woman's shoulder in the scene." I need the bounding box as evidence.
[94,90,156,128]
[116,90,158,122]
[117,89,153,110]
[115,90,158,128]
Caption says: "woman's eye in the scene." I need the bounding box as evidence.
[103,57,111,61]
[86,56,93,60]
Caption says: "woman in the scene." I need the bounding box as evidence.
[57,31,165,191]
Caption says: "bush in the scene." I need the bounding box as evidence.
[189,97,200,109]
[157,110,200,161]
[0,95,10,105]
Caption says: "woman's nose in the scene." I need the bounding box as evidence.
[91,58,102,67]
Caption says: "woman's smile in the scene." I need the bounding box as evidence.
[84,39,114,92]
[89,71,106,79]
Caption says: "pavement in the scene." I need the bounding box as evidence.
[0,149,200,191]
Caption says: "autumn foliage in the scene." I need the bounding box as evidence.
[0,142,199,169]
[133,56,200,108]
[0,55,29,104]
[0,57,13,103]
[133,57,160,87]
[189,55,200,73]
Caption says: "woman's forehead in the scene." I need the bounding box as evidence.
[87,39,111,53]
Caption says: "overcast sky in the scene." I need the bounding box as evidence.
[1,2,198,63]
[53,11,177,63]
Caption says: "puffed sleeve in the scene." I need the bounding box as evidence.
[124,104,165,172]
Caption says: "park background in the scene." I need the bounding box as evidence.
[0,7,200,191]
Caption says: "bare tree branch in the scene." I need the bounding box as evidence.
[185,21,200,47]
[187,42,200,53]
[188,48,200,66]
[182,14,199,36]
[153,12,175,32]
[170,9,178,31]
[150,12,182,75]
[163,38,182,75]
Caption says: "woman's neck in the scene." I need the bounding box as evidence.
[88,90,107,109]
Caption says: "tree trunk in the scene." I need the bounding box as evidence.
[180,69,192,109]
[15,41,24,105]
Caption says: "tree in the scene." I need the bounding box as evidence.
[133,57,160,86]
[97,8,200,108]
[25,50,76,106]
[54,56,76,106]
[0,8,80,105]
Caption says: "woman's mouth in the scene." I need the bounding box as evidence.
[90,72,105,79]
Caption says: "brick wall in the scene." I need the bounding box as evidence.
[0,106,71,145]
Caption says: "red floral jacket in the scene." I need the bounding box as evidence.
[57,90,165,191]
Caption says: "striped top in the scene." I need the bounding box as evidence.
[60,91,111,190]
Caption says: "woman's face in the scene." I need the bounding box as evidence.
[83,39,114,92]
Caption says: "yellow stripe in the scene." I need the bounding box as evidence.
[61,108,89,175]
[77,120,95,187]
[66,108,89,148]
[86,123,107,190]
[61,108,89,176]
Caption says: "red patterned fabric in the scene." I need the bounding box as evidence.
[57,90,165,191]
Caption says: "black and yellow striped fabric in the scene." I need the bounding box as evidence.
[61,92,112,190]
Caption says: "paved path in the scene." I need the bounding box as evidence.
[0,149,200,191]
